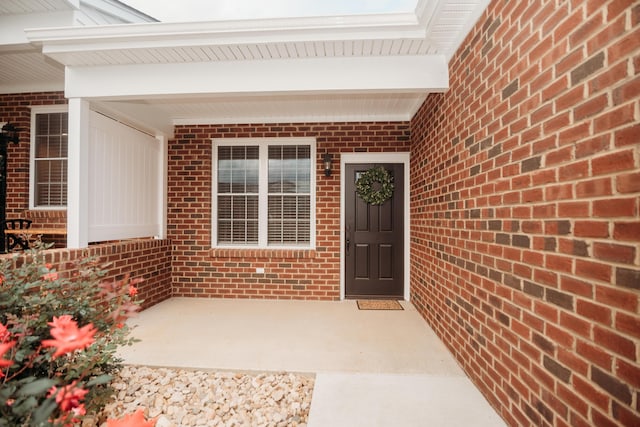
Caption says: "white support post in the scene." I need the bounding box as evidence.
[156,134,168,240]
[66,98,90,248]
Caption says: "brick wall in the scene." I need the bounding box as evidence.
[1,238,172,309]
[410,1,639,427]
[0,92,68,233]
[169,122,410,299]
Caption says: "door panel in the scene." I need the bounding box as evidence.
[345,163,404,298]
[355,244,370,278]
[379,245,393,278]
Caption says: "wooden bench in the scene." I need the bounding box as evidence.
[4,228,67,251]
[4,228,67,236]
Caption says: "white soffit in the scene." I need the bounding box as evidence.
[0,50,65,94]
[99,92,427,126]
[0,0,76,15]
[30,12,429,65]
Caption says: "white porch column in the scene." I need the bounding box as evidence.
[66,98,90,248]
[156,133,168,240]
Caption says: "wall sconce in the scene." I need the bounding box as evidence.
[0,123,19,145]
[323,152,333,177]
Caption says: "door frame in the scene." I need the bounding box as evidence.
[340,152,411,300]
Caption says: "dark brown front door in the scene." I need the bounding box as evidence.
[345,163,404,299]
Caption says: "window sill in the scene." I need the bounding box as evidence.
[23,210,67,218]
[26,208,67,213]
[209,248,316,259]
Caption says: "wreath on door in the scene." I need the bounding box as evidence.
[356,166,394,205]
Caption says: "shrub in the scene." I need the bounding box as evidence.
[0,243,142,426]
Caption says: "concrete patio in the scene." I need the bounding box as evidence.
[119,298,506,426]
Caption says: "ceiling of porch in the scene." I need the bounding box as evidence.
[4,0,491,134]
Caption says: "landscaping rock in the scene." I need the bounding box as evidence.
[101,366,314,426]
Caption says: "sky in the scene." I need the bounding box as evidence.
[124,0,418,23]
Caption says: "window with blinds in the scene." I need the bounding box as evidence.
[268,145,311,244]
[217,145,259,244]
[32,110,68,208]
[213,139,315,248]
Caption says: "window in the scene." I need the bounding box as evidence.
[30,107,68,208]
[213,138,315,248]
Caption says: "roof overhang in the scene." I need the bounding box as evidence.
[22,0,490,135]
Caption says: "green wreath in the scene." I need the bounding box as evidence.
[356,166,394,205]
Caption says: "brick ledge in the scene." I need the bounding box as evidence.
[209,248,316,259]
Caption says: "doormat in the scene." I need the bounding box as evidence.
[357,300,404,310]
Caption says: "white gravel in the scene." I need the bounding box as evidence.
[97,365,315,426]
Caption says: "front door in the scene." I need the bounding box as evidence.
[345,163,404,299]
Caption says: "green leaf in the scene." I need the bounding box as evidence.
[17,378,57,397]
[86,374,112,387]
[30,398,58,427]
[0,384,18,401]
[11,395,38,415]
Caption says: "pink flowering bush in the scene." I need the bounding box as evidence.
[106,409,156,427]
[0,243,149,426]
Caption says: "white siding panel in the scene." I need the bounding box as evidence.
[88,111,161,242]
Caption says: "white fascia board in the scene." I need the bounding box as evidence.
[27,12,423,52]
[65,55,448,99]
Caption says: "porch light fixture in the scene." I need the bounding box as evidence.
[323,152,333,177]
[1,124,19,145]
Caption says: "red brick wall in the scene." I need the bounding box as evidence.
[410,1,639,427]
[0,92,68,231]
[1,238,172,309]
[169,122,410,299]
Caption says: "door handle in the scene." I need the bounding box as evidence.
[345,225,351,256]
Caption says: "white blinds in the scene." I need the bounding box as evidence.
[216,143,311,246]
[34,112,68,207]
[267,145,311,244]
[217,146,259,244]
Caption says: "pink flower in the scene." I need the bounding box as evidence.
[41,315,96,359]
[0,341,15,369]
[71,404,87,417]
[128,285,138,297]
[45,263,53,269]
[107,409,157,427]
[47,382,89,412]
[43,272,58,281]
[0,323,10,342]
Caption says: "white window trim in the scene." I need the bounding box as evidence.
[29,105,69,210]
[212,137,316,250]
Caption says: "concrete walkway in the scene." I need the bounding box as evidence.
[119,298,506,426]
